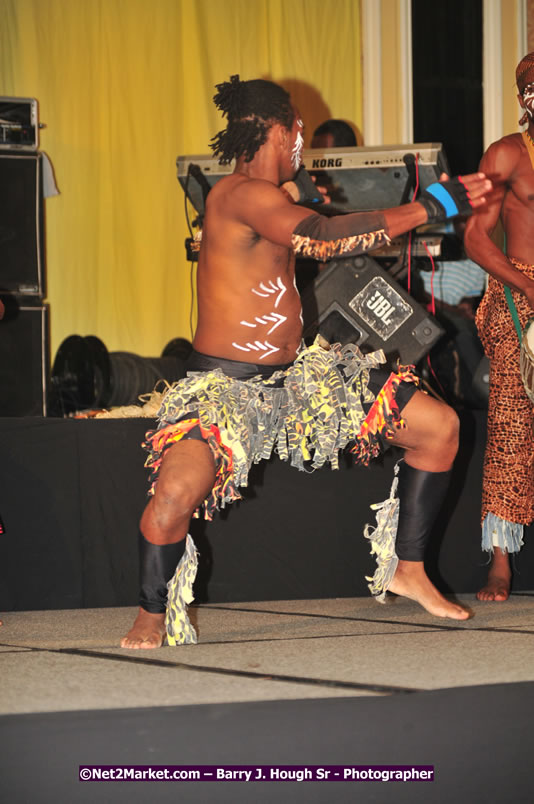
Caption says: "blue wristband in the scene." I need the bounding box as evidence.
[423,183,459,218]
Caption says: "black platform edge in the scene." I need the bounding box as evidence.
[1,682,532,802]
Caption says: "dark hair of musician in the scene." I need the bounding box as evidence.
[312,119,357,147]
[210,75,295,164]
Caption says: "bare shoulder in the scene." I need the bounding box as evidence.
[485,132,523,154]
[480,133,524,178]
[207,174,287,224]
[210,174,283,208]
[205,172,312,248]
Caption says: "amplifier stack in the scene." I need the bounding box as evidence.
[0,96,49,416]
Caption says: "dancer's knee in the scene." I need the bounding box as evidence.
[143,476,203,535]
[437,404,460,454]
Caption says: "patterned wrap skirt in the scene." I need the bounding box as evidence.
[476,259,534,531]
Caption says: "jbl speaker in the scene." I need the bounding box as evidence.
[0,152,44,295]
[0,297,49,415]
[301,256,444,365]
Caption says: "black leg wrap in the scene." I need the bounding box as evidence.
[139,535,186,614]
[395,463,451,561]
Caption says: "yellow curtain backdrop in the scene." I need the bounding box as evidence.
[0,0,361,360]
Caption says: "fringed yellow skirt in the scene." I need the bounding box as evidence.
[143,339,418,524]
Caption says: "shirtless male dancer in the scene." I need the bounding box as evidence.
[465,52,534,602]
[122,76,491,648]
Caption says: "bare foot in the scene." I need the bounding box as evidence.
[477,578,510,601]
[477,549,511,601]
[120,607,166,649]
[388,560,472,620]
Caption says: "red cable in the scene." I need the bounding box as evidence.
[423,239,436,315]
[413,153,420,198]
[422,240,448,398]
[406,154,420,294]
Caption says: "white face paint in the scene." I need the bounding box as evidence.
[291,119,304,170]
[523,83,534,118]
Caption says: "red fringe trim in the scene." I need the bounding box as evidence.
[143,418,240,521]
[350,369,417,464]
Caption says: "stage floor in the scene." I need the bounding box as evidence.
[3,594,534,802]
[3,593,534,713]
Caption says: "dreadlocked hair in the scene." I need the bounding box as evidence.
[210,74,294,164]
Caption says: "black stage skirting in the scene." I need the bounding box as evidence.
[1,412,533,612]
[1,683,533,802]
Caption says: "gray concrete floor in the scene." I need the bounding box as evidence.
[2,592,534,715]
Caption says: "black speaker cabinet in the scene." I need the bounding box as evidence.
[301,256,444,366]
[0,297,49,416]
[0,152,44,295]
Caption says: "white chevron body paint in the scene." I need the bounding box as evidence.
[264,313,286,333]
[251,277,287,308]
[273,276,286,308]
[240,313,287,334]
[233,277,289,356]
[231,341,280,359]
[256,341,279,359]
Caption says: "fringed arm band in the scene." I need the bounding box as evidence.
[291,211,390,260]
